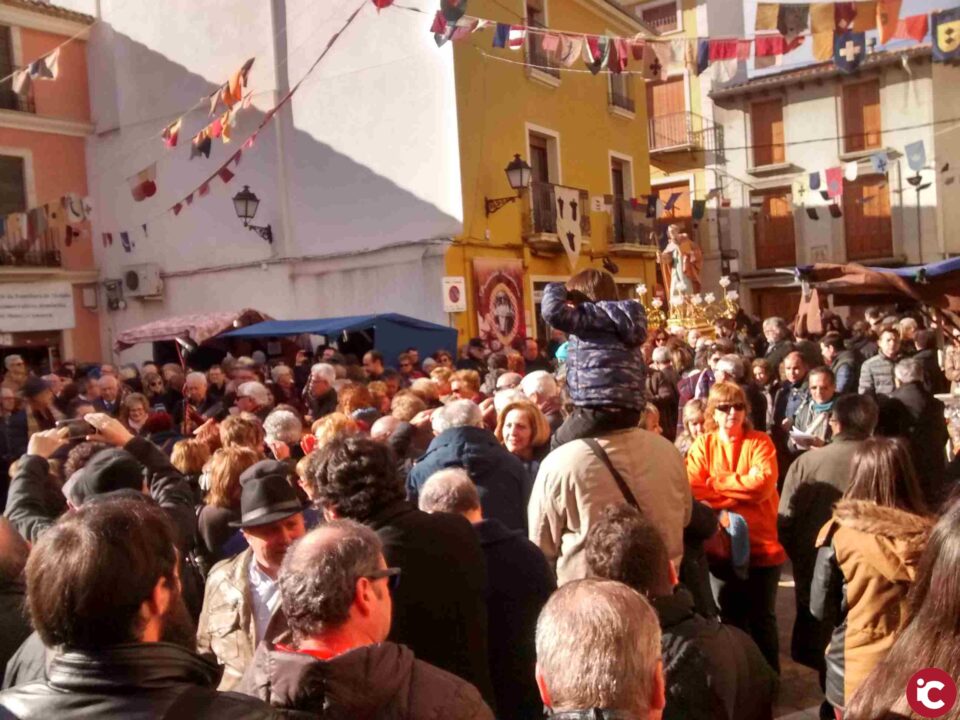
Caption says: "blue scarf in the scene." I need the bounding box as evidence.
[812,398,836,413]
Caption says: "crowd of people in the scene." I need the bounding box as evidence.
[0,267,959,719]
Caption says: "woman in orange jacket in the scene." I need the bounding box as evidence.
[686,381,785,673]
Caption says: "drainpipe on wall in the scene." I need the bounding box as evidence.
[270,0,295,261]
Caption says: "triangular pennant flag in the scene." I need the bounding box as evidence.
[695,40,709,76]
[172,203,183,216]
[877,0,902,43]
[554,186,583,272]
[844,161,859,182]
[584,36,611,74]
[185,192,194,206]
[162,118,182,148]
[507,26,526,50]
[141,223,148,238]
[42,47,60,79]
[755,34,786,69]
[209,87,222,117]
[232,150,242,167]
[12,69,30,95]
[431,10,447,35]
[218,166,235,184]
[809,171,822,191]
[666,38,690,74]
[630,37,645,61]
[198,181,211,198]
[641,41,666,81]
[242,132,257,150]
[811,4,835,33]
[893,14,928,42]
[834,2,858,32]
[828,203,843,219]
[813,31,835,62]
[190,131,212,159]
[120,231,132,253]
[870,152,889,174]
[905,140,926,171]
[825,167,844,198]
[371,0,394,10]
[834,32,866,73]
[128,163,157,202]
[492,23,509,48]
[806,207,820,220]
[852,2,877,32]
[209,117,223,139]
[609,38,629,74]
[541,33,560,54]
[933,8,960,62]
[557,35,582,67]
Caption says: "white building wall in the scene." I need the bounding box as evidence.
[712,53,940,312]
[65,0,462,361]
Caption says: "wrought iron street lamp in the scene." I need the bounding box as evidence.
[232,185,273,244]
[485,154,533,216]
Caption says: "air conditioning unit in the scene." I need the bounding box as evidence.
[122,263,163,298]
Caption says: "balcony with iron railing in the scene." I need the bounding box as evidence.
[523,181,590,252]
[0,228,62,268]
[525,21,560,79]
[607,198,658,254]
[648,111,724,160]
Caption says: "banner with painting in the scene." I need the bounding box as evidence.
[473,257,526,350]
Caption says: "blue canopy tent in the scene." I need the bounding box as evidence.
[220,313,458,366]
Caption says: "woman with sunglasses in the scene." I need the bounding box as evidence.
[685,381,785,673]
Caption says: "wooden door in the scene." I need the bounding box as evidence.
[647,77,686,148]
[843,79,881,153]
[751,99,785,167]
[843,176,892,260]
[753,287,801,322]
[753,189,796,269]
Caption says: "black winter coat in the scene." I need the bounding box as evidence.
[406,426,532,532]
[0,581,29,679]
[655,588,777,720]
[365,501,495,707]
[238,641,493,719]
[475,518,555,719]
[0,643,277,719]
[878,382,948,506]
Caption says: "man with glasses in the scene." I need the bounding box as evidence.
[237,520,493,717]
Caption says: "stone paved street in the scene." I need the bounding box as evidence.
[774,563,825,719]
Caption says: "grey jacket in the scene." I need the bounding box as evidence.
[196,549,288,691]
[858,353,897,396]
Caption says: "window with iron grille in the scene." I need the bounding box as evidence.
[640,2,679,33]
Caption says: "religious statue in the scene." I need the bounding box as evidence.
[658,224,703,308]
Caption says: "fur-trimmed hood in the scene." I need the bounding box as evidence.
[827,499,933,583]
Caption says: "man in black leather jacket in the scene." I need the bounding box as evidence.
[0,496,276,719]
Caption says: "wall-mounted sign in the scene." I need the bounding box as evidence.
[0,281,75,332]
[442,276,467,313]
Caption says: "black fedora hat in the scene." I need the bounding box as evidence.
[229,460,304,529]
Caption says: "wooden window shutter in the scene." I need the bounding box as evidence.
[753,189,796,268]
[751,99,784,167]
[843,176,892,260]
[844,80,880,153]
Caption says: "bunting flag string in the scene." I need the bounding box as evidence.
[419,4,957,80]
[0,193,93,260]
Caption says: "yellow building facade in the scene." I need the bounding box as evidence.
[445,0,661,348]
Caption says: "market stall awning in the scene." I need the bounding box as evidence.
[796,259,960,313]
[113,308,271,352]
[222,313,458,364]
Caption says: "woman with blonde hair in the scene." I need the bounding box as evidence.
[686,381,784,672]
[170,438,210,504]
[197,445,260,563]
[495,399,551,485]
[311,412,358,447]
[675,398,706,457]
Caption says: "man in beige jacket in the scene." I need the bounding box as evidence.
[528,427,691,585]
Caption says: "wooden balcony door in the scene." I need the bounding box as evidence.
[753,287,801,324]
[647,77,686,149]
[752,188,796,269]
[843,175,892,260]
